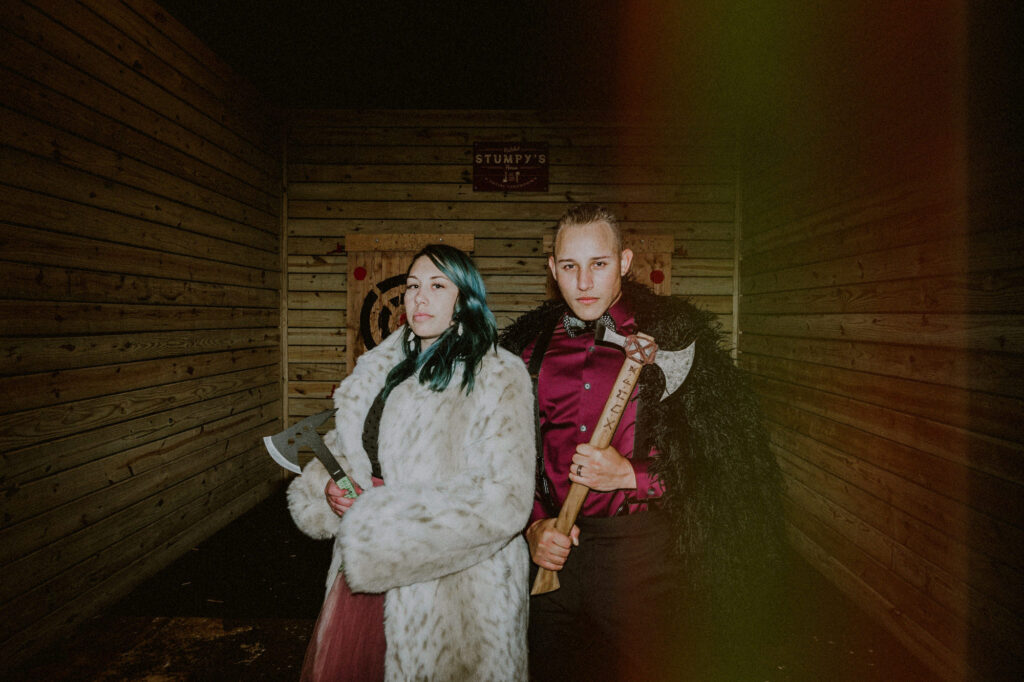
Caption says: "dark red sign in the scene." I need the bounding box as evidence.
[473,142,549,192]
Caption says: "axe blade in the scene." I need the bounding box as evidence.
[263,408,337,475]
[264,435,302,474]
[595,326,696,397]
[656,340,696,397]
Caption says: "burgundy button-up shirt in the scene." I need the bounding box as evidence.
[523,298,665,522]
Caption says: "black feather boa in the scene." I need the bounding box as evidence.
[499,281,785,630]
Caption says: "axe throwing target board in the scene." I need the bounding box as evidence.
[345,234,474,372]
[543,233,674,297]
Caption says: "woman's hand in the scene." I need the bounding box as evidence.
[324,477,385,518]
[324,479,360,517]
[525,518,580,571]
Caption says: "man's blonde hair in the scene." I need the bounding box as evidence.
[553,204,623,255]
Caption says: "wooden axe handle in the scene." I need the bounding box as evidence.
[531,333,654,595]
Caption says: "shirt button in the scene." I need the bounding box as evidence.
[648,487,656,496]
[579,425,587,432]
[588,346,595,353]
[584,383,591,390]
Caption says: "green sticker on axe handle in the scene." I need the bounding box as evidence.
[335,476,359,574]
[337,475,358,499]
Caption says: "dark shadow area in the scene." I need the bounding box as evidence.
[154,0,737,116]
[7,483,330,681]
[967,2,1024,680]
[9,483,939,681]
[155,0,621,110]
[107,483,331,621]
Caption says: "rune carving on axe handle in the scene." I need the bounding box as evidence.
[623,334,658,365]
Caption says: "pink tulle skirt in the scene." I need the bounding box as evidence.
[300,571,386,681]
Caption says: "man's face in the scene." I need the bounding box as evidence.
[548,221,633,320]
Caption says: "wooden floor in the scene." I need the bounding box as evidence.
[10,484,941,681]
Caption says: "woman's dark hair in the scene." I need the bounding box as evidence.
[380,244,497,400]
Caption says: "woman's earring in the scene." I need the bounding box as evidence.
[407,333,417,352]
[457,321,464,336]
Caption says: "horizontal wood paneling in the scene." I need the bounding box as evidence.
[287,182,735,203]
[284,110,739,426]
[0,143,277,252]
[1,258,276,309]
[738,2,1022,678]
[0,0,282,667]
[1,187,279,281]
[289,163,733,185]
[3,383,279,487]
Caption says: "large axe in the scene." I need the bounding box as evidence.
[531,327,695,595]
[263,409,359,499]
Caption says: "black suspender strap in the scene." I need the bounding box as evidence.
[528,318,558,513]
[361,386,387,480]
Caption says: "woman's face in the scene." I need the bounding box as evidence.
[405,256,459,349]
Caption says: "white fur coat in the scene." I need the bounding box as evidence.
[288,329,535,681]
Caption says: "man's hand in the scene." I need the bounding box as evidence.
[525,518,580,571]
[569,443,636,491]
[324,479,361,517]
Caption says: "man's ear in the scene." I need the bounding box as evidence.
[619,248,634,277]
[548,255,557,279]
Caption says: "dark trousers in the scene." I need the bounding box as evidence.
[528,511,692,682]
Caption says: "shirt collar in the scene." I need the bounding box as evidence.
[559,295,636,337]
[605,296,636,334]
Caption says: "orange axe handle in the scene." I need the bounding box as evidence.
[531,333,655,596]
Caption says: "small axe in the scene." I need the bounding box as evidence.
[531,327,695,595]
[263,408,359,499]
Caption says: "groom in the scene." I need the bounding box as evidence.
[500,204,784,680]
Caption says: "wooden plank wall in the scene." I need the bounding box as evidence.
[0,0,282,666]
[737,2,1022,679]
[284,110,738,421]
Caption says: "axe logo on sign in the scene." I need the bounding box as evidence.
[359,274,407,351]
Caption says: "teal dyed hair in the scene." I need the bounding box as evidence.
[381,244,497,399]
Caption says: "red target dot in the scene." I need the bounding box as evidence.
[353,266,367,281]
[649,269,665,284]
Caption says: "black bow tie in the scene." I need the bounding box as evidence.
[562,312,616,338]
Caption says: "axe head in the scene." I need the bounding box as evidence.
[595,326,696,397]
[263,408,337,474]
